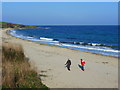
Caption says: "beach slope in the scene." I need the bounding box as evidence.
[2,28,118,88]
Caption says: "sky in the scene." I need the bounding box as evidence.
[2,2,118,25]
[1,0,119,2]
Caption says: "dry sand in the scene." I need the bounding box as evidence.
[1,28,118,88]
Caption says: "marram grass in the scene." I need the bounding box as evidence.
[2,42,49,89]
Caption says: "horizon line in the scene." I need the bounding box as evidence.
[1,21,118,26]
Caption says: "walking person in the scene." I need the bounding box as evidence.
[80,59,86,71]
[65,59,71,71]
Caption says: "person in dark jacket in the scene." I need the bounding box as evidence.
[65,59,71,71]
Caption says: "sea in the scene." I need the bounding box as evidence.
[9,25,119,57]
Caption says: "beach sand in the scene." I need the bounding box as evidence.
[2,28,118,88]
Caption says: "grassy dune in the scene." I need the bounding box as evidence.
[2,42,48,89]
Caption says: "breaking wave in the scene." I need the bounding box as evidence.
[9,29,119,57]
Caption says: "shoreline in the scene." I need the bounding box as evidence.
[2,28,118,88]
[6,28,118,59]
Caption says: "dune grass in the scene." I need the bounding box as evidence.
[2,42,49,89]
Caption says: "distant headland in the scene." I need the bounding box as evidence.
[0,22,43,29]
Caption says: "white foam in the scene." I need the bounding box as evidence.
[27,36,34,39]
[58,43,119,53]
[80,42,83,43]
[12,30,16,33]
[40,37,53,41]
[9,29,119,57]
[53,41,59,43]
[45,27,50,29]
[31,39,41,41]
[20,35,23,36]
[91,43,98,46]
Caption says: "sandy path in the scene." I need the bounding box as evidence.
[2,28,118,88]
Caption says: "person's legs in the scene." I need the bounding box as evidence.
[82,66,84,71]
[67,65,70,71]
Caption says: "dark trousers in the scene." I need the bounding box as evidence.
[81,66,84,71]
[67,65,70,71]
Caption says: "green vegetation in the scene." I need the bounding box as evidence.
[0,22,43,29]
[2,42,49,89]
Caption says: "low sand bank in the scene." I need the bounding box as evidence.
[2,28,118,88]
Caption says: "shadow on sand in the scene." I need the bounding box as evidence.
[78,64,84,71]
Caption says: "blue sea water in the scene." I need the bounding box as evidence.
[9,25,119,57]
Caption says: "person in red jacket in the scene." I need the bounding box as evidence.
[80,59,86,71]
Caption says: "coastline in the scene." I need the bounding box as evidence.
[2,28,118,88]
[7,28,118,59]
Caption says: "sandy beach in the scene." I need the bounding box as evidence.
[2,28,118,88]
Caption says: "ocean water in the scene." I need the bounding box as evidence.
[9,25,119,57]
